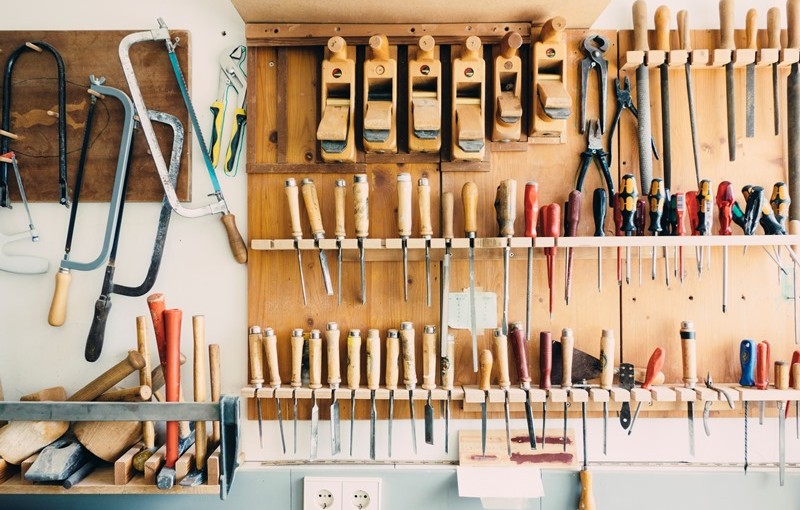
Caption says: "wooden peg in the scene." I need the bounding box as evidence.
[25,42,42,53]
[600,329,615,390]
[363,33,398,153]
[408,35,442,153]
[451,36,486,160]
[539,16,566,44]
[0,156,13,164]
[87,88,105,99]
[46,110,59,118]
[0,129,19,141]
[531,17,570,143]
[492,32,523,142]
[347,329,362,390]
[317,36,356,162]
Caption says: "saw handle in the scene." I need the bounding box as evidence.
[325,323,342,386]
[334,180,347,239]
[47,268,71,327]
[632,0,650,52]
[397,173,412,237]
[654,5,671,52]
[309,330,322,389]
[677,10,691,51]
[600,329,615,390]
[366,329,381,390]
[418,178,433,238]
[347,329,362,390]
[263,328,281,388]
[509,324,531,388]
[561,329,574,389]
[643,347,665,390]
[422,325,437,390]
[479,349,493,392]
[386,329,400,391]
[493,329,511,390]
[442,191,454,240]
[221,213,247,264]
[719,0,735,51]
[524,181,539,238]
[540,331,552,390]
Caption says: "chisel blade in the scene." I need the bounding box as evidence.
[746,63,755,138]
[275,397,286,454]
[359,241,366,304]
[317,245,334,296]
[409,389,417,454]
[603,402,607,455]
[526,248,533,340]
[525,392,537,449]
[688,401,695,456]
[504,391,512,456]
[502,246,510,335]
[370,390,377,460]
[703,401,712,437]
[256,395,264,448]
[445,391,451,454]
[388,390,395,458]
[295,245,307,306]
[562,401,568,452]
[779,402,786,486]
[310,392,319,460]
[725,62,736,161]
[331,392,341,456]
[469,244,478,372]
[425,392,434,445]
[481,395,488,456]
[402,240,409,302]
[350,392,356,456]
[440,248,451,354]
[425,242,431,307]
[293,390,298,454]
[773,63,781,136]
[337,242,343,304]
[542,402,547,449]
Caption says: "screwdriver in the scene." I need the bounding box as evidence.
[284,178,308,305]
[686,190,701,278]
[263,327,287,454]
[716,182,734,313]
[290,328,304,454]
[740,339,756,474]
[397,173,412,302]
[386,329,399,457]
[776,360,789,486]
[418,178,433,307]
[325,322,342,455]
[618,174,639,285]
[509,322,536,448]
[493,328,512,456]
[673,193,686,283]
[540,331,552,448]
[524,182,540,339]
[634,197,646,285]
[463,181,479,372]
[565,190,581,304]
[628,347,665,436]
[613,191,623,286]
[400,322,418,454]
[346,329,362,456]
[647,179,665,283]
[301,178,334,296]
[334,179,346,304]
[248,326,265,448]
[561,328,574,452]
[697,180,713,274]
[495,179,517,334]
[354,174,369,304]
[593,188,607,292]
[542,205,561,319]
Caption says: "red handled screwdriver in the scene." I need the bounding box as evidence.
[697,180,714,274]
[673,193,686,283]
[524,183,540,341]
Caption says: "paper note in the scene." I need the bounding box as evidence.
[447,290,497,330]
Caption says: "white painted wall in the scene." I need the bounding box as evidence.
[0,0,795,470]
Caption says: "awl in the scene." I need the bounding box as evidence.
[325,322,342,455]
[495,179,516,334]
[301,178,334,295]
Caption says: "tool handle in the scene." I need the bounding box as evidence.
[68,350,145,402]
[290,329,304,388]
[600,329,615,390]
[578,469,596,510]
[524,181,540,238]
[147,293,167,366]
[224,108,247,175]
[648,179,665,234]
[193,315,207,469]
[770,182,790,227]
[264,328,281,387]
[739,339,756,386]
[686,191,700,235]
[500,31,523,59]
[539,17,566,43]
[334,179,347,238]
[791,0,800,49]
[418,178,433,238]
[561,329,574,389]
[462,181,478,236]
[442,334,455,390]
[397,173,412,237]
[495,179,517,237]
[368,34,391,61]
[566,190,582,237]
[285,178,303,238]
[793,362,800,390]
[632,0,650,52]
[20,386,67,402]
[635,198,646,237]
[442,191,454,239]
[366,329,381,390]
[328,36,348,60]
[493,329,511,389]
[48,268,71,327]
[674,193,686,236]
[96,385,152,402]
[618,174,639,233]
[220,212,248,264]
[309,330,322,389]
[347,329,362,390]
[209,343,221,442]
[719,0,735,51]
[716,181,734,235]
[386,330,400,390]
[479,349,493,391]
[353,174,370,238]
[677,10,691,51]
[509,323,531,387]
[776,361,790,390]
[790,351,800,389]
[540,331,552,390]
[163,309,182,469]
[746,9,758,50]
[698,180,713,235]
[301,178,325,237]
[643,347,665,390]
[680,321,697,389]
[136,314,155,447]
[654,5,671,51]
[400,323,417,388]
[325,323,341,386]
[593,188,607,237]
[544,203,561,239]
[768,7,782,49]
[248,327,265,386]
[756,342,769,390]
[422,325,437,390]
[209,100,224,168]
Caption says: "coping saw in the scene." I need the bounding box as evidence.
[119,19,247,264]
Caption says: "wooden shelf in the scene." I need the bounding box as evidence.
[621,47,798,72]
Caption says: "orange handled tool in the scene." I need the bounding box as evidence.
[628,346,665,436]
[163,309,182,473]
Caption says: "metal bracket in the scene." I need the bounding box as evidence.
[0,396,240,500]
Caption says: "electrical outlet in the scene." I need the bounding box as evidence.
[304,477,343,510]
[342,478,381,510]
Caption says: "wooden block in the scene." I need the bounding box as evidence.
[454,104,483,140]
[673,387,696,402]
[114,444,143,486]
[589,388,609,402]
[459,429,576,466]
[412,98,440,131]
[548,388,568,403]
[537,80,570,110]
[175,444,196,482]
[608,387,630,402]
[363,101,393,130]
[20,453,38,485]
[317,105,349,141]
[144,445,166,485]
[207,447,221,486]
[570,388,589,403]
[73,421,142,463]
[630,388,651,402]
[650,386,677,402]
[497,91,522,119]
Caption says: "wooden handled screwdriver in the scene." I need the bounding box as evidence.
[386,329,400,457]
[334,179,346,304]
[354,174,370,304]
[463,181,479,372]
[290,328,304,454]
[397,173,412,302]
[422,325,437,445]
[285,178,308,305]
[347,329,362,456]
[419,178,433,307]
[301,178,334,296]
[524,182,539,339]
[309,329,322,460]
[400,322,418,454]
[325,322,342,455]
[367,329,381,459]
[263,327,286,453]
[248,326,265,448]
[479,349,493,458]
[495,179,517,334]
[494,328,512,456]
[509,322,536,448]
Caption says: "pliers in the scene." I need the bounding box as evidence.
[575,119,615,201]
[608,76,659,167]
[579,34,609,134]
[703,371,735,436]
[209,45,247,176]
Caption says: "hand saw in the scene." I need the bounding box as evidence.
[209,45,247,176]
[119,19,247,264]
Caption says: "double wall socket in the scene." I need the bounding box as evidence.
[303,477,382,510]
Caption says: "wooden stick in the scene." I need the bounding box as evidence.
[137,316,155,449]
[25,42,42,52]
[96,385,152,402]
[0,129,19,140]
[209,344,221,443]
[193,316,208,471]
